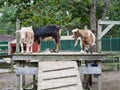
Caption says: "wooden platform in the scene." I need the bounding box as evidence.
[38,61,83,90]
[12,52,105,61]
[12,52,106,90]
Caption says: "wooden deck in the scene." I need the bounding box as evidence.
[12,52,105,61]
[12,52,106,90]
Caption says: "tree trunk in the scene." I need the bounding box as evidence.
[90,0,97,52]
[90,0,110,52]
[90,0,97,35]
[101,0,110,20]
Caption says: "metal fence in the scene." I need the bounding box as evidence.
[0,41,8,55]
[41,40,81,51]
[0,37,120,54]
[41,37,120,51]
[102,37,120,51]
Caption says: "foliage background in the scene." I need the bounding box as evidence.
[0,0,120,37]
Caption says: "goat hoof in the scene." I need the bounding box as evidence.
[20,51,24,54]
[55,50,59,53]
[30,51,32,54]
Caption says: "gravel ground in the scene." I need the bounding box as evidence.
[0,70,120,90]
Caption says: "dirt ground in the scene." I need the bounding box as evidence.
[0,71,120,90]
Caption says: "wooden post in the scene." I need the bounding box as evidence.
[11,59,14,72]
[16,62,20,90]
[97,61,102,90]
[97,20,120,53]
[16,19,20,53]
[33,75,36,89]
[117,57,120,70]
[20,75,23,90]
[84,61,89,89]
[97,74,102,90]
[97,20,102,53]
[22,64,25,87]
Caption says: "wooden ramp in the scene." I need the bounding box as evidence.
[38,61,83,90]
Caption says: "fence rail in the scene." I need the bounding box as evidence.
[0,41,8,55]
[0,37,120,55]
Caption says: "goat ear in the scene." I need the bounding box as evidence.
[75,29,79,34]
[72,28,78,33]
[77,30,79,33]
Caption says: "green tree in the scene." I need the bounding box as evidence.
[0,3,16,35]
[0,0,120,36]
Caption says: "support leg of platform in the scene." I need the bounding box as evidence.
[11,59,14,72]
[16,62,20,90]
[117,57,120,70]
[16,62,24,90]
[33,75,36,89]
[97,61,102,90]
[20,75,23,90]
[22,75,25,87]
[84,61,91,89]
[98,74,102,90]
[16,74,20,90]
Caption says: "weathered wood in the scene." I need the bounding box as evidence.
[33,75,36,89]
[16,19,20,53]
[16,62,21,90]
[117,57,120,70]
[12,52,105,61]
[13,52,105,90]
[38,61,83,90]
[97,74,102,90]
[98,20,120,24]
[97,62,102,90]
[97,22,102,52]
[98,24,114,39]
[16,67,38,75]
[79,66,101,74]
[97,19,120,53]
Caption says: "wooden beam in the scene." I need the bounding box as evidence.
[79,66,101,74]
[98,24,114,39]
[12,52,105,61]
[16,19,20,53]
[97,20,120,52]
[16,67,38,75]
[98,19,120,25]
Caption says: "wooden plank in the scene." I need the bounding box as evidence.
[3,58,11,63]
[97,22,102,52]
[38,61,83,90]
[16,62,21,90]
[50,85,80,90]
[16,19,20,53]
[98,20,120,24]
[16,67,38,75]
[98,75,102,90]
[79,66,101,74]
[39,77,78,90]
[39,61,75,71]
[12,52,105,61]
[41,69,78,80]
[98,24,114,39]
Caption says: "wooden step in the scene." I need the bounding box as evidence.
[37,61,83,90]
